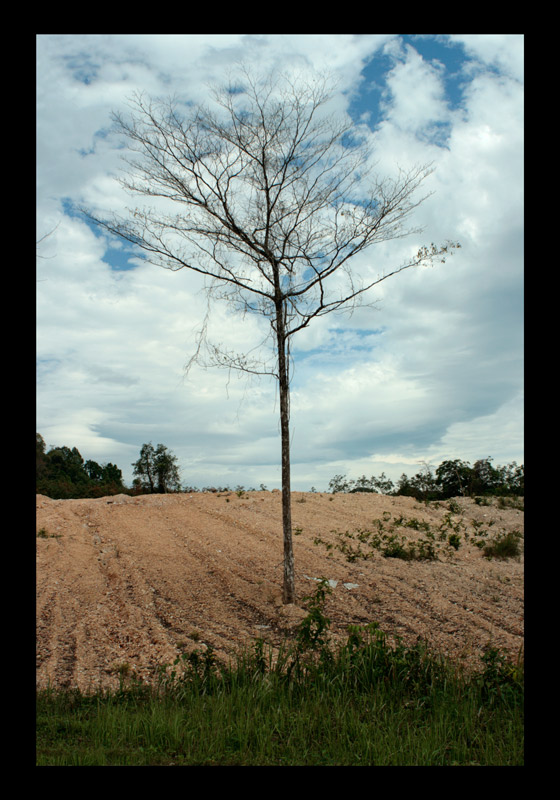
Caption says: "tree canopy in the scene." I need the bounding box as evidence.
[131,442,181,494]
[36,433,126,499]
[329,457,523,501]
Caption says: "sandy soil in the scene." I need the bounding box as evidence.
[36,490,524,691]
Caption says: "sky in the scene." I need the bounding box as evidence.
[36,34,524,492]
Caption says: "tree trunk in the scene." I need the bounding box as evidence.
[276,303,296,604]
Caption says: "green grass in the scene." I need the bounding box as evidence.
[36,582,523,766]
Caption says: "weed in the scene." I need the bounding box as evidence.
[447,533,462,551]
[497,496,524,511]
[37,527,61,539]
[110,662,137,692]
[483,530,523,560]
[404,517,432,533]
[314,513,443,563]
[439,513,465,538]
[294,579,332,653]
[478,643,524,705]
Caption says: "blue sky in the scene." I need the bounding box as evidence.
[36,34,524,490]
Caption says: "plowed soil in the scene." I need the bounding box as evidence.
[36,490,524,691]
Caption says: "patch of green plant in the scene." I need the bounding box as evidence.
[403,517,432,533]
[497,496,524,511]
[314,513,448,563]
[483,530,523,560]
[438,513,466,539]
[36,580,524,766]
[36,527,61,539]
[447,533,462,551]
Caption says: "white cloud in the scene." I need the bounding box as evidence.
[379,40,450,140]
[450,34,524,83]
[37,34,523,490]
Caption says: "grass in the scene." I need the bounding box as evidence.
[36,581,523,766]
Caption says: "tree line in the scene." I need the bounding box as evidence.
[36,434,179,499]
[37,433,522,501]
[328,457,524,500]
[37,433,126,499]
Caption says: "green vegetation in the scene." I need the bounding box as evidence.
[131,442,181,494]
[329,457,523,501]
[37,432,523,503]
[36,581,523,766]
[36,527,61,540]
[313,509,522,565]
[482,530,523,560]
[36,433,126,500]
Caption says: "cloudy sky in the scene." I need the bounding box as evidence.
[36,34,524,491]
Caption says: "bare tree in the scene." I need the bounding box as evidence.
[80,68,459,604]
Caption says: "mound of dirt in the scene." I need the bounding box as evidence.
[36,490,524,691]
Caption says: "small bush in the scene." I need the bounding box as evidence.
[447,533,462,551]
[483,530,523,560]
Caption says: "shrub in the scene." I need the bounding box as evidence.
[483,530,523,560]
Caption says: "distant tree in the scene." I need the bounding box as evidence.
[36,433,126,498]
[328,474,353,493]
[395,472,415,498]
[48,446,89,486]
[500,461,524,496]
[153,444,181,493]
[371,472,394,494]
[102,462,124,486]
[84,459,104,481]
[132,443,181,493]
[132,443,157,492]
[349,475,377,493]
[471,457,502,496]
[346,472,394,494]
[435,459,473,498]
[36,433,48,479]
[405,462,439,501]
[358,458,524,502]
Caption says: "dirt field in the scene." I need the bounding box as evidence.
[36,490,524,691]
